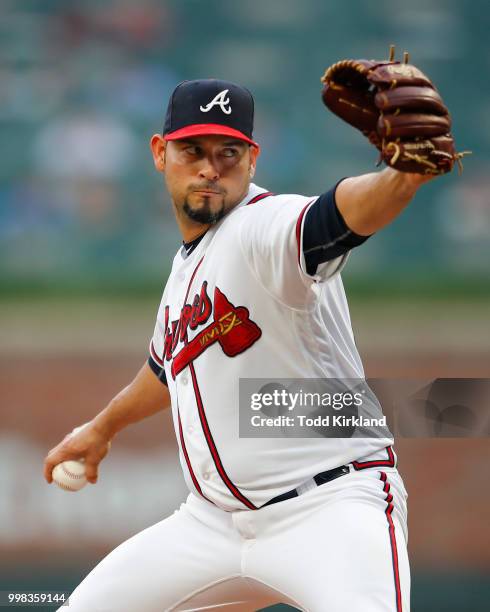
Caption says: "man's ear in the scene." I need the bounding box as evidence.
[249,145,259,178]
[150,134,166,172]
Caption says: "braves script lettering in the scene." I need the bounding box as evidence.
[164,281,212,361]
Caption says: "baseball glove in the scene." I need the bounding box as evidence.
[321,45,470,175]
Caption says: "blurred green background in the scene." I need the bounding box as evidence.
[1,0,489,293]
[0,1,489,611]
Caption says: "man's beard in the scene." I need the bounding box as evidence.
[182,196,227,225]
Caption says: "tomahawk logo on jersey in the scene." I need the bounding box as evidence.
[162,281,262,378]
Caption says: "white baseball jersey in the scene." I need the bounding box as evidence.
[150,183,394,511]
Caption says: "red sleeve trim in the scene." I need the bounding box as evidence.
[150,340,164,366]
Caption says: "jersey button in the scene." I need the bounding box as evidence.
[181,375,188,386]
[187,425,194,434]
[178,272,185,282]
[203,472,210,481]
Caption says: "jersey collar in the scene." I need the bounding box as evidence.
[179,184,269,260]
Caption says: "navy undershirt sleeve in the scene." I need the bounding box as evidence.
[148,356,168,386]
[302,180,372,276]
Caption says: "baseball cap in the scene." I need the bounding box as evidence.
[163,79,259,148]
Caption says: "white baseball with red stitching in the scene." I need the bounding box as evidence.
[52,460,87,492]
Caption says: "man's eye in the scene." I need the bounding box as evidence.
[222,148,238,158]
[185,146,200,155]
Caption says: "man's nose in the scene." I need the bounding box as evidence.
[198,156,220,181]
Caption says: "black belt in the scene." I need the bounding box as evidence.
[263,465,350,508]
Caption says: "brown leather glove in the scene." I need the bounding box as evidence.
[321,46,470,174]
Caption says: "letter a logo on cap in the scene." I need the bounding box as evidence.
[199,89,232,115]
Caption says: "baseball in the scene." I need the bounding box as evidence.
[52,459,87,492]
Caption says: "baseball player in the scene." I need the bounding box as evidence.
[44,50,465,611]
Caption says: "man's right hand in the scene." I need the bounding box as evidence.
[43,360,170,487]
[44,421,112,485]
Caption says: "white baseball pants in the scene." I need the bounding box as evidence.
[65,467,409,611]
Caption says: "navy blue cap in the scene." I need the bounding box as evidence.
[163,79,258,147]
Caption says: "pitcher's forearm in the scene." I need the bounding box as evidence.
[92,361,171,440]
[336,167,434,236]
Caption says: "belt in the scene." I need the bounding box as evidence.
[262,464,351,508]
